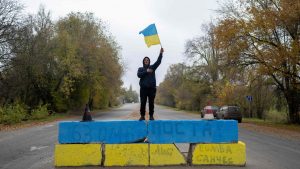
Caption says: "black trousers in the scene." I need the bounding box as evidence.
[140,87,156,116]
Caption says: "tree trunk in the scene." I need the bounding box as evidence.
[256,106,264,119]
[285,91,300,124]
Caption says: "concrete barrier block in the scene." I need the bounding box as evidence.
[54,144,101,166]
[58,120,147,144]
[150,144,186,166]
[104,144,149,166]
[148,120,238,143]
[191,141,246,166]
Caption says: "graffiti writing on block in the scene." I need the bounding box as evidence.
[197,144,233,154]
[149,121,221,139]
[68,121,147,143]
[147,120,239,143]
[195,155,234,164]
[152,145,175,156]
[110,144,148,158]
[99,125,146,143]
[151,121,218,136]
[192,143,246,165]
[149,144,186,165]
[105,144,149,166]
[60,120,236,144]
[73,124,92,142]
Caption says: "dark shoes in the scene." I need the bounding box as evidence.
[139,116,145,121]
[139,116,155,121]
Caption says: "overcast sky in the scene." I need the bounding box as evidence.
[20,0,221,92]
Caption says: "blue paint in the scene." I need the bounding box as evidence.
[58,120,147,144]
[147,120,238,143]
[58,120,238,144]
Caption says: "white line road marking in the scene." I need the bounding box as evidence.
[30,146,48,151]
[44,124,54,128]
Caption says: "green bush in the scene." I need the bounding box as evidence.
[0,104,27,125]
[30,104,49,120]
[265,109,288,123]
[52,92,69,112]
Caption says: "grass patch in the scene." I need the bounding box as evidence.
[26,113,71,123]
[30,104,49,120]
[242,108,300,132]
[0,113,73,131]
[265,108,288,123]
[243,118,300,133]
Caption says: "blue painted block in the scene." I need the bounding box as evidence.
[148,120,238,143]
[58,120,147,144]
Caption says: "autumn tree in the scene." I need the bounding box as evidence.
[156,64,185,107]
[53,12,123,110]
[0,0,23,68]
[156,63,211,111]
[0,6,55,108]
[185,22,220,83]
[123,85,139,103]
[214,0,300,123]
[0,8,124,113]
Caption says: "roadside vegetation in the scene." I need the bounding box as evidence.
[121,85,139,104]
[0,0,124,124]
[157,0,300,124]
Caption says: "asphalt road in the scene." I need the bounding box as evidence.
[0,103,300,169]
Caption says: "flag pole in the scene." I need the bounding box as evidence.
[159,36,162,48]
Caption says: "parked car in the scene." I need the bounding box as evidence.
[216,106,242,123]
[201,106,219,118]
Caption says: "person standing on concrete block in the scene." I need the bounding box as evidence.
[137,47,164,121]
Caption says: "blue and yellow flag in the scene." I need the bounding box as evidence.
[139,24,161,48]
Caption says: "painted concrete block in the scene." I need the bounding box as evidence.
[150,144,186,166]
[58,120,147,144]
[192,141,246,166]
[104,144,149,166]
[54,144,101,166]
[148,120,238,143]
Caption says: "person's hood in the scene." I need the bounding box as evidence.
[143,57,150,68]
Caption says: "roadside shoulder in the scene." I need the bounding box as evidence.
[239,122,300,141]
[0,114,78,132]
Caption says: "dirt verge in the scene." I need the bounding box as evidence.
[239,122,300,141]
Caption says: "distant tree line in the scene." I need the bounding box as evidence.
[157,0,300,124]
[0,0,124,118]
[121,85,139,103]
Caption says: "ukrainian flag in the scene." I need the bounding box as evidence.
[139,24,161,47]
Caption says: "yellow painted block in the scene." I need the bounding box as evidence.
[55,144,101,166]
[192,141,246,166]
[104,144,148,166]
[150,144,186,166]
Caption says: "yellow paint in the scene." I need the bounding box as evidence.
[192,141,246,166]
[150,144,186,166]
[54,144,101,166]
[144,34,161,47]
[104,144,148,166]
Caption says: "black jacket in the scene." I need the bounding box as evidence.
[137,53,163,88]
